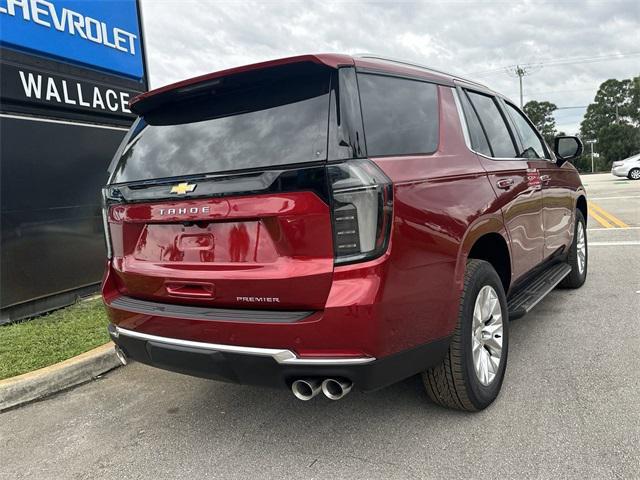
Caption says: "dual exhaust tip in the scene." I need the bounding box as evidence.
[115,345,350,401]
[291,378,353,401]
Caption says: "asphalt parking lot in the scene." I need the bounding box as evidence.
[1,173,638,480]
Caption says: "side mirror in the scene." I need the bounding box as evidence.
[554,136,583,166]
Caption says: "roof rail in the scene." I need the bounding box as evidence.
[353,53,489,89]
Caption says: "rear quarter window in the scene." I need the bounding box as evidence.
[357,74,439,157]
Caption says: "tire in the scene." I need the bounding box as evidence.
[559,210,587,289]
[423,259,509,411]
[628,168,640,180]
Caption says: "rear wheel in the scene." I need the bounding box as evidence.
[559,210,587,288]
[423,259,509,411]
[628,168,640,180]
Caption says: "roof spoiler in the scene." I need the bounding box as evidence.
[129,54,354,116]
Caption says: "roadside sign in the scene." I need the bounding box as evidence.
[0,0,145,80]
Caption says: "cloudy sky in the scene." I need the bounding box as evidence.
[140,0,639,135]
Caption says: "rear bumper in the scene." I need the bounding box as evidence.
[109,324,450,391]
[103,249,457,390]
[103,254,401,360]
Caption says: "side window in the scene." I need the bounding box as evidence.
[458,89,492,157]
[466,91,516,158]
[358,74,438,156]
[504,103,548,159]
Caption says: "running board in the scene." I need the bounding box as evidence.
[507,263,572,319]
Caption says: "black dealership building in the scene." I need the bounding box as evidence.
[0,0,148,323]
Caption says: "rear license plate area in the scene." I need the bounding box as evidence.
[146,341,239,383]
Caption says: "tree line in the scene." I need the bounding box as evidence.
[523,75,639,171]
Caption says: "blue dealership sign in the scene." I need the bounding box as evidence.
[0,0,144,80]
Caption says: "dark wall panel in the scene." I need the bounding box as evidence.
[0,117,127,309]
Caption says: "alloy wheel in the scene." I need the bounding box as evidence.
[577,221,586,275]
[471,285,503,386]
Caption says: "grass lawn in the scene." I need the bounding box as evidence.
[0,298,110,380]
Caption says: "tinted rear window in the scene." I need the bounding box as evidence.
[358,74,438,156]
[110,69,331,184]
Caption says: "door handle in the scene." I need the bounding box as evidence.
[540,174,551,184]
[496,178,514,190]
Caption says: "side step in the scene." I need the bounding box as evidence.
[507,263,572,320]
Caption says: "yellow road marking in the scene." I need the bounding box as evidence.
[588,208,613,228]
[588,201,629,228]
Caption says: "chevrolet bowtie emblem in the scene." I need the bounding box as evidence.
[170,182,196,195]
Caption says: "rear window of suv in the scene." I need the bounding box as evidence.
[110,69,331,184]
[358,74,438,157]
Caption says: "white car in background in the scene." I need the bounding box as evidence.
[612,153,640,180]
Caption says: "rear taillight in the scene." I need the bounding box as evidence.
[328,159,393,265]
[101,186,123,259]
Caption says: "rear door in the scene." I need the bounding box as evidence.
[459,89,545,280]
[104,63,337,311]
[502,101,574,258]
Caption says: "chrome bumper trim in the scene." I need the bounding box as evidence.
[112,326,376,366]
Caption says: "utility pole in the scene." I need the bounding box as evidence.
[506,65,540,108]
[516,66,525,108]
[586,139,597,173]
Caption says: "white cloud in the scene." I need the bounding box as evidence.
[140,0,640,134]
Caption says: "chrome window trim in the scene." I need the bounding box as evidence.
[473,151,525,162]
[452,87,471,149]
[112,326,376,365]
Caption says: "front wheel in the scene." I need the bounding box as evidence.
[423,259,509,411]
[628,168,640,180]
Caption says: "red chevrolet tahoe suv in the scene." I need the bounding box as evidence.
[102,54,587,411]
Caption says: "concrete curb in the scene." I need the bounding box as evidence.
[0,342,122,412]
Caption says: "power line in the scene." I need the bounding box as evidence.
[466,51,640,77]
[554,106,589,110]
[503,86,596,97]
[470,52,640,76]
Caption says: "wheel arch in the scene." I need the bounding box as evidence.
[576,194,587,225]
[467,232,512,293]
[455,213,512,296]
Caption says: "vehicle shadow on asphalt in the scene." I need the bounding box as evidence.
[170,365,477,428]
